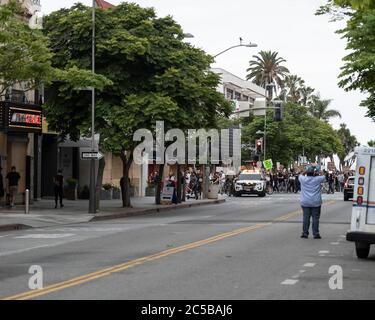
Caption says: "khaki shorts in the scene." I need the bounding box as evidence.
[9,186,18,197]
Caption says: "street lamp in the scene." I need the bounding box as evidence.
[213,41,257,58]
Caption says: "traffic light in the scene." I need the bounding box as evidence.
[256,139,263,155]
[273,102,283,121]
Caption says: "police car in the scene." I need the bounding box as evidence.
[346,147,375,259]
[234,169,266,197]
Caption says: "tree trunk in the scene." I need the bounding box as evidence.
[120,150,133,208]
[155,164,164,205]
[95,156,106,210]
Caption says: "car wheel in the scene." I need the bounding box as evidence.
[355,242,370,259]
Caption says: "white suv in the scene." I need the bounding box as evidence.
[234,171,266,197]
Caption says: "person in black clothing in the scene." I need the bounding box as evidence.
[53,170,64,208]
[6,166,20,208]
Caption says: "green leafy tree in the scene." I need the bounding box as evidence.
[0,1,53,98]
[241,102,343,166]
[318,1,375,119]
[43,3,231,207]
[368,140,375,147]
[336,123,359,169]
[246,50,290,93]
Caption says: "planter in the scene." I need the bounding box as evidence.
[112,188,121,199]
[78,186,90,199]
[207,184,219,199]
[65,186,78,200]
[100,189,113,200]
[146,186,155,197]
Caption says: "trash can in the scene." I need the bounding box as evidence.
[207,184,219,199]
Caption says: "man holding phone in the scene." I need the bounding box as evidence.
[299,165,326,239]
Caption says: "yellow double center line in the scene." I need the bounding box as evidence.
[2,201,336,300]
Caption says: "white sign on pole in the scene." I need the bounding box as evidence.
[252,98,266,116]
[237,101,250,118]
[81,151,104,160]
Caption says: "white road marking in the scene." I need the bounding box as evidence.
[291,274,300,279]
[281,279,299,285]
[14,233,75,239]
[319,250,330,254]
[0,234,11,238]
[303,263,316,267]
[330,242,340,245]
[299,270,306,273]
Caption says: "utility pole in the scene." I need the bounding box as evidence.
[89,0,96,213]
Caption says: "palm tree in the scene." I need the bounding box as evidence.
[280,74,308,103]
[246,51,289,94]
[299,85,315,106]
[308,94,342,122]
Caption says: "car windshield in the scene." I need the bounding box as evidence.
[239,174,262,180]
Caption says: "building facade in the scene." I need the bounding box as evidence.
[0,0,43,203]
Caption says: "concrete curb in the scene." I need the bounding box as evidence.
[90,199,226,222]
[0,224,32,232]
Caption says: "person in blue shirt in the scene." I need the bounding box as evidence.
[299,165,327,239]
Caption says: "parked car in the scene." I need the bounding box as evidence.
[344,176,355,201]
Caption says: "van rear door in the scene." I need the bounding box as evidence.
[366,156,375,224]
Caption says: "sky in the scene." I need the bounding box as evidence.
[41,0,374,145]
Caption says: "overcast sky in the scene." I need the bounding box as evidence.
[41,0,374,145]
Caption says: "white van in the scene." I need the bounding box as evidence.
[346,147,375,259]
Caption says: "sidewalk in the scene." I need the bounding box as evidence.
[0,196,225,231]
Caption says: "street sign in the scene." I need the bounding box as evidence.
[252,98,266,116]
[81,151,104,160]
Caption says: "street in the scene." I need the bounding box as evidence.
[0,193,373,300]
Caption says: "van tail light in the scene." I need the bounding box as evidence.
[357,196,363,205]
[357,187,364,195]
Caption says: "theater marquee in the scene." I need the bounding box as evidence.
[0,102,42,133]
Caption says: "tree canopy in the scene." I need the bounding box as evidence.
[0,1,53,98]
[43,2,232,206]
[318,1,375,120]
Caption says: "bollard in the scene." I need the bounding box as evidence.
[25,189,30,214]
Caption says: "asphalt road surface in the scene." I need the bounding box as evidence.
[0,193,374,300]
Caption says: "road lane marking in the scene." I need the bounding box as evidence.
[2,202,336,300]
[319,250,330,254]
[303,263,316,267]
[281,279,299,285]
[14,234,75,239]
[330,242,339,245]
